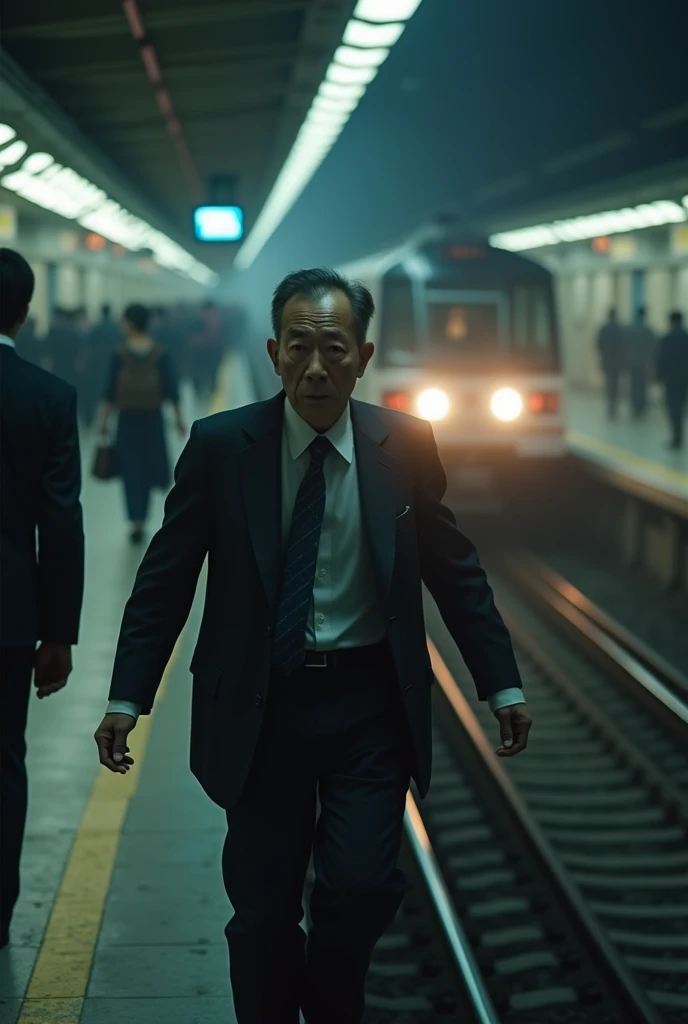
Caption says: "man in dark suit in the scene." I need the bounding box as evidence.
[95,268,532,1023]
[0,248,85,948]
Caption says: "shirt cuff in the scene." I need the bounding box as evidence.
[106,699,141,720]
[488,688,526,713]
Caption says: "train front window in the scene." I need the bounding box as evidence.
[379,271,558,369]
[426,293,506,356]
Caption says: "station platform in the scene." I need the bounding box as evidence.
[565,389,688,515]
[0,369,247,1024]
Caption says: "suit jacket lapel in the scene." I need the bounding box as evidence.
[351,400,400,605]
[238,392,284,612]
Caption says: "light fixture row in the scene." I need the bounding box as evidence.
[0,123,218,287]
[233,0,424,270]
[490,198,688,252]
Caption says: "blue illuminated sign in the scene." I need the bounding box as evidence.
[193,205,244,242]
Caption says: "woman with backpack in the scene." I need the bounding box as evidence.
[96,303,186,544]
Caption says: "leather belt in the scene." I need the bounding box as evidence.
[302,643,388,670]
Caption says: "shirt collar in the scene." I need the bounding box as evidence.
[0,334,16,350]
[283,397,354,464]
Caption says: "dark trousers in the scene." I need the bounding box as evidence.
[604,366,621,418]
[665,383,687,447]
[223,648,411,1024]
[0,646,34,939]
[629,365,647,418]
[121,466,152,523]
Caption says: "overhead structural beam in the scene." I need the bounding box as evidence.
[38,43,319,83]
[120,0,203,202]
[3,2,307,39]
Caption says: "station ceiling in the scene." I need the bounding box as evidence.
[2,0,688,280]
[1,0,356,273]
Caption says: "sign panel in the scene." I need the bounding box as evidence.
[193,205,244,242]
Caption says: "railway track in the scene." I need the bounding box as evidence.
[420,550,688,1023]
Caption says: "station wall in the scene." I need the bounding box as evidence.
[536,228,688,391]
[7,213,208,334]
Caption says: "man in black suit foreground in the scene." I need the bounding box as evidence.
[95,268,532,1023]
[0,249,85,947]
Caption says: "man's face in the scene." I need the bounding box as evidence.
[268,289,373,431]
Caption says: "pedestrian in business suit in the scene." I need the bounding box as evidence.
[0,249,85,948]
[94,268,532,1023]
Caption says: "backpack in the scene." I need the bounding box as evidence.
[115,345,163,413]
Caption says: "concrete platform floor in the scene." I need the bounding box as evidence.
[0,374,237,1024]
[566,388,688,503]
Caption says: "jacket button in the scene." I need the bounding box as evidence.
[255,694,263,707]
[266,625,272,636]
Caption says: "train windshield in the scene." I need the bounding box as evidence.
[380,276,558,370]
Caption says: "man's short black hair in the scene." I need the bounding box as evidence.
[0,248,35,334]
[670,310,683,327]
[271,268,375,346]
[123,303,151,333]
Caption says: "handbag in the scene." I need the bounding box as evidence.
[91,440,119,481]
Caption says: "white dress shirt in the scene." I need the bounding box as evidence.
[107,400,525,719]
[0,334,16,349]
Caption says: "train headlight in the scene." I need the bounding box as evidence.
[490,387,523,422]
[417,388,450,421]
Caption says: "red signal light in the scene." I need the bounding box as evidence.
[383,390,410,412]
[528,391,560,414]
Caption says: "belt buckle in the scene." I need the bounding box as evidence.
[307,651,328,669]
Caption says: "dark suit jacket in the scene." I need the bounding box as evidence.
[0,345,85,647]
[109,392,522,809]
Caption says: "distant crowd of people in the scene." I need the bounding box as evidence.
[596,307,688,450]
[15,299,244,427]
[14,298,245,543]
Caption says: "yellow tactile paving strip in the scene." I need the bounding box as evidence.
[15,365,230,1024]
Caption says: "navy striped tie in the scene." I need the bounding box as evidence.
[272,436,331,674]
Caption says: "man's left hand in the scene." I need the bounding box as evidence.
[495,703,532,757]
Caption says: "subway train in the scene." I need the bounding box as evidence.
[340,233,566,502]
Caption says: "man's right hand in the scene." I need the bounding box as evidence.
[34,642,72,699]
[94,713,137,775]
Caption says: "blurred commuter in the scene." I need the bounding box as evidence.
[82,304,123,428]
[14,316,42,366]
[596,308,626,419]
[151,305,183,375]
[657,311,688,450]
[625,307,655,419]
[94,268,530,1022]
[188,300,224,400]
[44,308,82,389]
[0,249,84,949]
[96,303,186,544]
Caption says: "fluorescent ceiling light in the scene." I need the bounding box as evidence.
[0,123,217,286]
[0,141,28,168]
[233,0,425,270]
[344,19,405,47]
[353,0,422,22]
[23,152,55,174]
[327,63,378,86]
[333,45,389,68]
[490,198,687,251]
[305,109,349,129]
[318,81,366,100]
[0,125,17,147]
[312,95,359,113]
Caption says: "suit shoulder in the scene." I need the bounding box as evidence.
[10,357,76,403]
[195,396,279,440]
[353,398,429,437]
